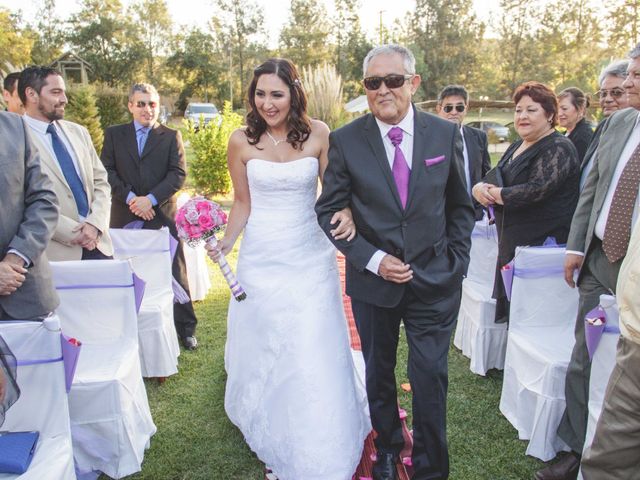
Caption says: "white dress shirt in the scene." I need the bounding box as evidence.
[460,126,471,196]
[365,107,414,275]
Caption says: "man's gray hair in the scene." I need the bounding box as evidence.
[362,44,416,77]
[629,42,640,60]
[128,82,159,101]
[599,60,630,86]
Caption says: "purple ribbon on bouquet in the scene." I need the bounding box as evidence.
[584,305,621,360]
[123,221,190,304]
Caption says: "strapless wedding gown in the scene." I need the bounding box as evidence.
[224,157,370,480]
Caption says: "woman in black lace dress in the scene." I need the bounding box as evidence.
[472,82,580,323]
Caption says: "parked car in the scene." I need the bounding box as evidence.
[465,120,509,142]
[184,102,220,129]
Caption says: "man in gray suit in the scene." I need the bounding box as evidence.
[536,43,640,480]
[316,45,474,480]
[0,112,59,320]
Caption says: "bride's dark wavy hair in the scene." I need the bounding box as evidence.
[245,58,311,150]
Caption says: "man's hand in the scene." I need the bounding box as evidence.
[378,254,413,284]
[71,223,100,250]
[330,208,356,241]
[0,258,27,296]
[564,253,584,288]
[128,196,155,221]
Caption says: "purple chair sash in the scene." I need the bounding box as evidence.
[16,333,81,393]
[122,222,189,304]
[585,305,621,360]
[132,273,146,314]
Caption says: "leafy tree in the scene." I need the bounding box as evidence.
[332,0,372,85]
[607,0,640,56]
[410,0,485,98]
[216,0,265,108]
[67,0,145,87]
[0,8,33,70]
[279,0,333,68]
[129,0,173,83]
[183,101,243,196]
[30,0,64,65]
[168,28,226,106]
[66,87,104,153]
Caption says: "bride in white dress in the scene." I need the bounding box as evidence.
[207,58,370,480]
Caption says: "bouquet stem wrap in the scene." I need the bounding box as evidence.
[206,236,246,302]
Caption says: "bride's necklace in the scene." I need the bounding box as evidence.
[266,130,287,146]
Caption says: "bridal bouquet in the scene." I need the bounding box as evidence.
[175,197,247,301]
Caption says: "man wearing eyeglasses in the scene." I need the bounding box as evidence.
[317,45,474,480]
[20,66,114,261]
[436,85,491,220]
[101,83,199,351]
[579,59,630,190]
[535,43,640,480]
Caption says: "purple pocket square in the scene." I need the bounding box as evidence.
[424,155,446,167]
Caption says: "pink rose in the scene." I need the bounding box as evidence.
[197,200,212,212]
[198,214,214,230]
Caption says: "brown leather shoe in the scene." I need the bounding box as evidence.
[534,452,580,480]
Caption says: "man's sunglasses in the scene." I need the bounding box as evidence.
[363,74,413,91]
[135,100,158,108]
[443,104,466,113]
[595,88,625,99]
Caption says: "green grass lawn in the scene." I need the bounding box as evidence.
[120,244,547,480]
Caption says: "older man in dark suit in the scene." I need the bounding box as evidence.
[100,83,199,350]
[316,45,474,480]
[436,85,491,220]
[536,43,640,480]
[0,112,59,321]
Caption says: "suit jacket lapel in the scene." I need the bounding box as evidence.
[29,127,71,188]
[602,110,638,182]
[124,122,141,163]
[406,107,427,211]
[140,123,163,159]
[364,114,404,211]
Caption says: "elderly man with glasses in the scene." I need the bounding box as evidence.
[436,85,491,220]
[579,60,630,190]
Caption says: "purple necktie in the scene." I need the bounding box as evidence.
[388,126,410,208]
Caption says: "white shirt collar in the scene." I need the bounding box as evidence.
[375,105,415,139]
[23,113,57,135]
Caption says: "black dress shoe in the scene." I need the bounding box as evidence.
[373,452,398,480]
[182,335,198,350]
[534,452,580,480]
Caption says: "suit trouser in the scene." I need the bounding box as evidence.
[351,288,460,480]
[557,239,622,453]
[172,241,198,338]
[581,336,640,479]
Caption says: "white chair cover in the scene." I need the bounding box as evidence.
[578,294,619,478]
[454,219,507,375]
[499,245,579,461]
[109,228,180,377]
[0,316,76,480]
[50,260,157,478]
[177,192,212,301]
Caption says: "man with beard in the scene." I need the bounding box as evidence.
[19,67,113,261]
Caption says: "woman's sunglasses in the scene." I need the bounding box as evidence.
[363,74,413,91]
[443,104,466,113]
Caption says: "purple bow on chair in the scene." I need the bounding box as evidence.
[584,305,621,360]
[123,221,190,304]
